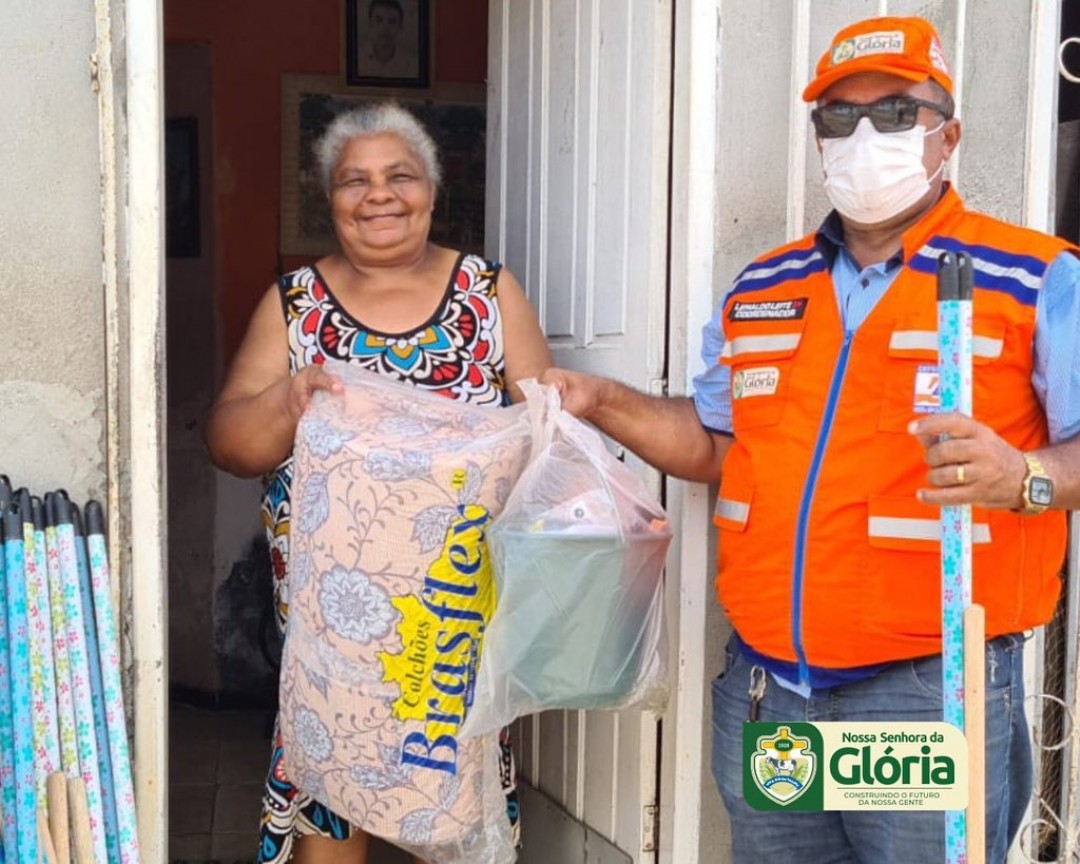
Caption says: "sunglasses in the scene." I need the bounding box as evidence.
[810,96,952,139]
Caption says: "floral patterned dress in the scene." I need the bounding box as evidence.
[257,253,521,863]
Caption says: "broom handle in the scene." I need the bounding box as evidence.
[47,772,71,864]
[6,502,40,863]
[0,509,20,860]
[937,250,974,864]
[67,777,94,864]
[964,605,986,864]
[71,503,120,864]
[86,500,141,863]
[38,807,59,864]
[45,495,80,778]
[28,495,63,803]
[54,495,108,864]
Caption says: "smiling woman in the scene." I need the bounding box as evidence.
[326,134,438,269]
[204,102,551,864]
[280,79,488,258]
[324,133,438,273]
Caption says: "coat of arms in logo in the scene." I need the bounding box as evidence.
[751,726,816,805]
[831,38,856,66]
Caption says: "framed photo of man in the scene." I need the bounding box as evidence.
[345,0,431,88]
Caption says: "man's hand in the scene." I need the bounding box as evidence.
[908,412,1026,509]
[538,367,730,482]
[539,367,608,419]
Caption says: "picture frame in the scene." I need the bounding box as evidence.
[165,116,200,258]
[280,75,487,257]
[345,0,431,89]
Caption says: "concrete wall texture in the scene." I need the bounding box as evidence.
[0,0,107,501]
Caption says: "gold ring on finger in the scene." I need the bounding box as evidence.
[956,464,966,485]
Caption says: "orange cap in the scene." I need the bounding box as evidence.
[802,16,953,102]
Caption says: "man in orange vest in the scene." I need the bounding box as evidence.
[543,15,1080,862]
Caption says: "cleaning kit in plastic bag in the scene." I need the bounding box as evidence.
[460,379,671,738]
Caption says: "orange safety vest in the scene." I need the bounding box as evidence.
[714,187,1070,676]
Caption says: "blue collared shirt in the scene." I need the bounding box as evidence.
[693,212,1080,444]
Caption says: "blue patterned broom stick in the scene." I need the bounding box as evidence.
[4,502,38,864]
[937,251,974,864]
[0,481,16,862]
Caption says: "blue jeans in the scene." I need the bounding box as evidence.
[710,634,1032,864]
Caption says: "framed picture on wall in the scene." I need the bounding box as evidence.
[280,75,487,257]
[345,0,432,88]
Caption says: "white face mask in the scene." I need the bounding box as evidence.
[821,118,946,225]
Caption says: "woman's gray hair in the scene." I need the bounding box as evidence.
[314,102,442,194]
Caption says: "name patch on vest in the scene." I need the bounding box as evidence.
[913,364,940,413]
[728,299,808,322]
[733,367,780,400]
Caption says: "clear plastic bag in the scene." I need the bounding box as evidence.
[460,380,671,738]
[280,361,530,864]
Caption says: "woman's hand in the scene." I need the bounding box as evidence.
[285,365,344,424]
[207,286,345,477]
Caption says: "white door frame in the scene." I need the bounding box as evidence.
[114,0,169,860]
[659,3,722,864]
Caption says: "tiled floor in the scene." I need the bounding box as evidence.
[168,701,413,863]
[169,703,271,862]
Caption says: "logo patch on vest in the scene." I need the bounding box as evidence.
[733,367,780,400]
[913,364,940,413]
[728,299,808,322]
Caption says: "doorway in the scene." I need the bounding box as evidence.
[161,1,671,861]
[160,2,495,861]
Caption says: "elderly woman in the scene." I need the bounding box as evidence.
[206,102,550,864]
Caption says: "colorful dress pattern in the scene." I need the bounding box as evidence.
[258,254,520,863]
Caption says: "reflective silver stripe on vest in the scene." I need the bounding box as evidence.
[721,333,802,360]
[869,516,991,544]
[888,330,1004,360]
[921,243,1043,292]
[715,498,750,525]
[734,250,825,288]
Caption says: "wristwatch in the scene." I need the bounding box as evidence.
[1017,452,1054,515]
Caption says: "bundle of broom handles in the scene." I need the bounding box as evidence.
[0,476,139,863]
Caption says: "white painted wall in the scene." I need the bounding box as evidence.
[0,0,106,499]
